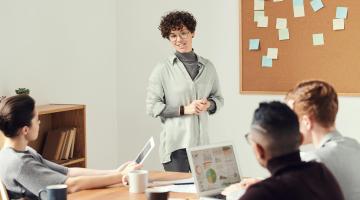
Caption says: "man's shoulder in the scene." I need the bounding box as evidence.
[317,136,360,159]
[241,180,274,199]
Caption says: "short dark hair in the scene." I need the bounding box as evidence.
[252,101,301,157]
[0,95,35,138]
[159,11,197,39]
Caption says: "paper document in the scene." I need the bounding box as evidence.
[150,177,194,187]
[152,184,197,193]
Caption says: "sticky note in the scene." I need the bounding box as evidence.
[257,16,269,27]
[254,11,265,22]
[267,48,278,59]
[262,56,273,67]
[279,28,289,40]
[293,0,303,6]
[313,33,324,46]
[293,0,305,17]
[333,19,345,30]
[310,0,324,12]
[254,0,265,11]
[276,18,287,29]
[336,7,348,19]
[249,39,260,50]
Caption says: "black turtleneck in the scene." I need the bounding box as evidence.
[175,51,200,80]
[240,150,344,200]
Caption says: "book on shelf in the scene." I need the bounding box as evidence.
[59,129,70,160]
[69,128,77,159]
[42,127,77,161]
[42,129,67,160]
[62,128,77,160]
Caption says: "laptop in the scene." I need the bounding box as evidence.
[187,142,242,200]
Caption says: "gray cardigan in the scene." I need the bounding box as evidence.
[146,53,224,163]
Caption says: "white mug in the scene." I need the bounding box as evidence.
[122,170,148,193]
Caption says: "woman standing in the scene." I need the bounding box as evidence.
[146,11,224,172]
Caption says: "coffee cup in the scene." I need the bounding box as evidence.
[122,170,148,193]
[146,188,169,200]
[38,184,67,200]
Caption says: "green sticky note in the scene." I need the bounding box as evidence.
[278,28,289,40]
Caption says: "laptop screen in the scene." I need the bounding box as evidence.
[187,144,241,194]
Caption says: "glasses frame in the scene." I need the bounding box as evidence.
[168,31,191,42]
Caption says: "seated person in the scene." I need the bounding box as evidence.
[0,95,142,199]
[227,101,344,200]
[224,80,360,200]
[285,80,360,200]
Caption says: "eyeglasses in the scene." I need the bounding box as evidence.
[169,31,191,41]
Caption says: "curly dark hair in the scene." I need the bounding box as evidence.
[159,11,197,39]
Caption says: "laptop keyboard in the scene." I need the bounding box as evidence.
[211,193,227,199]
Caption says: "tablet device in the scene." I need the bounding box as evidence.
[134,136,155,164]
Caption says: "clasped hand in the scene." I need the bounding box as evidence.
[184,99,210,115]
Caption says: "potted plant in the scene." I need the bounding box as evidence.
[15,88,30,95]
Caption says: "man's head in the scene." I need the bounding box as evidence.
[246,101,301,167]
[159,11,196,53]
[285,80,338,144]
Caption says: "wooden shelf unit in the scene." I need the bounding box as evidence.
[30,104,87,167]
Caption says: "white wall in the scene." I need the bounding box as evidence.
[0,0,120,169]
[117,0,360,177]
[1,0,359,177]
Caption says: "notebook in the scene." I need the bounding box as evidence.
[186,142,242,200]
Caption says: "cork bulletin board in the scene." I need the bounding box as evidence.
[240,0,360,95]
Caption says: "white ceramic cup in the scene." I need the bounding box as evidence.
[122,170,148,193]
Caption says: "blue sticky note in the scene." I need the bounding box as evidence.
[336,7,348,19]
[249,39,260,50]
[313,33,324,46]
[262,56,272,67]
[293,0,304,7]
[310,0,324,12]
